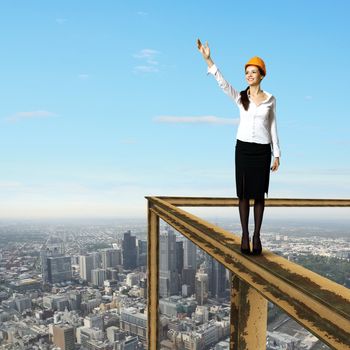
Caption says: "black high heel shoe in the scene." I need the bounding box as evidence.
[252,235,262,255]
[240,235,251,255]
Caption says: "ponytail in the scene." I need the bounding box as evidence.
[240,87,250,111]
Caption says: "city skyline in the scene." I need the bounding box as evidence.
[0,1,350,218]
[0,222,348,349]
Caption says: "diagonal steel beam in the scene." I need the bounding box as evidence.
[147,196,350,349]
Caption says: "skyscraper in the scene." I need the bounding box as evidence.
[137,239,148,267]
[40,240,64,284]
[159,228,179,297]
[183,239,197,270]
[91,251,101,269]
[79,255,94,282]
[69,291,82,311]
[195,269,209,305]
[206,255,226,299]
[100,249,121,269]
[176,241,184,274]
[122,230,137,270]
[91,269,106,287]
[182,239,197,294]
[47,256,72,284]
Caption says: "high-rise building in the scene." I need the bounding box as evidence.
[159,228,179,297]
[101,249,121,269]
[91,252,101,269]
[40,250,51,284]
[69,291,82,311]
[105,268,118,281]
[183,239,197,270]
[47,256,72,284]
[195,269,209,305]
[40,241,64,284]
[53,324,75,350]
[91,269,107,287]
[206,255,226,299]
[181,239,197,295]
[176,241,184,274]
[122,231,137,270]
[79,255,94,282]
[181,268,196,296]
[137,239,147,267]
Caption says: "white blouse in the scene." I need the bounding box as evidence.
[207,64,281,158]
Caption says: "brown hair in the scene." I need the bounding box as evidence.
[240,87,250,111]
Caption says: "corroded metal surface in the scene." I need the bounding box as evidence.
[150,196,350,207]
[147,203,159,350]
[147,196,350,349]
[230,276,240,349]
[230,276,267,350]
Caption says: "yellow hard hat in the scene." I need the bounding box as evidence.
[245,56,266,76]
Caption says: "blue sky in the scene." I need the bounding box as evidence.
[0,0,349,218]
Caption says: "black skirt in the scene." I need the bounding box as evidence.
[235,139,272,199]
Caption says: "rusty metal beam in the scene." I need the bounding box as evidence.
[147,196,350,349]
[148,196,350,207]
[147,202,159,350]
[230,275,267,350]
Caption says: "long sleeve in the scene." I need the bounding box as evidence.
[207,64,241,105]
[270,97,281,158]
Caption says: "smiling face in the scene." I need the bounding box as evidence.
[245,65,264,86]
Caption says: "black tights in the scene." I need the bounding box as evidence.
[239,198,265,249]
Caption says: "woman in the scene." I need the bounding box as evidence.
[197,39,280,255]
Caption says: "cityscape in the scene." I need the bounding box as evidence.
[0,218,349,350]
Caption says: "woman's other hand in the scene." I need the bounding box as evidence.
[271,157,280,172]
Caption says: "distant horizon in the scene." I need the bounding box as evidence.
[0,208,349,225]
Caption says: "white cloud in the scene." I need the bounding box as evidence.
[5,110,56,123]
[305,95,313,100]
[137,11,148,16]
[133,49,160,73]
[133,49,159,60]
[154,115,239,125]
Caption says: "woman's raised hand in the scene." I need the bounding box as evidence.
[197,38,210,59]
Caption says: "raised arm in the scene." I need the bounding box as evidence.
[197,38,240,104]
